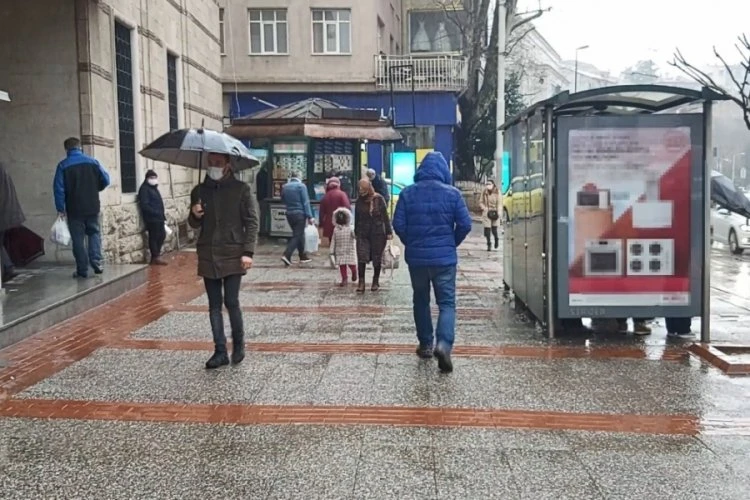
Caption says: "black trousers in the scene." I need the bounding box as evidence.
[146,222,166,259]
[204,274,244,350]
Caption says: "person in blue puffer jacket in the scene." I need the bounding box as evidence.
[393,152,472,373]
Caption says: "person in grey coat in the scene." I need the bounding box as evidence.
[189,153,259,369]
[0,162,25,283]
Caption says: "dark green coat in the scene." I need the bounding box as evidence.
[188,175,258,279]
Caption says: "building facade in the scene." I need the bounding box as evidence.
[0,0,222,264]
[219,0,466,172]
[506,27,570,105]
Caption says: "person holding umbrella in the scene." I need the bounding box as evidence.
[189,153,259,369]
[0,162,25,284]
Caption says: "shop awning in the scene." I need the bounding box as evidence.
[227,98,403,142]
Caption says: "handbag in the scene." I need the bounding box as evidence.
[487,209,499,221]
[382,241,401,277]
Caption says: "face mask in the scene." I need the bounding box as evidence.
[207,167,225,181]
[147,178,158,186]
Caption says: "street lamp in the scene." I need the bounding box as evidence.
[732,152,746,183]
[574,44,589,92]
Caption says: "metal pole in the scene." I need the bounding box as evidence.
[701,100,713,343]
[494,0,507,185]
[732,154,737,182]
[543,106,555,338]
[574,56,579,93]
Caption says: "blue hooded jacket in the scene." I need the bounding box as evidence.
[392,152,472,267]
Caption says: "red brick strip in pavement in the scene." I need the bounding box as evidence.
[0,253,205,401]
[0,398,709,436]
[111,338,689,362]
[243,282,493,292]
[688,343,750,375]
[172,304,496,317]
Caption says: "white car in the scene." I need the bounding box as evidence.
[711,199,750,254]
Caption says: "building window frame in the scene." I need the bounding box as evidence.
[219,8,226,55]
[248,9,288,55]
[114,19,140,195]
[311,9,351,55]
[166,51,180,131]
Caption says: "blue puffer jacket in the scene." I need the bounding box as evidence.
[393,152,472,267]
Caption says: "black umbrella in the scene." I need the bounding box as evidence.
[3,225,44,266]
[711,170,750,219]
[139,128,259,171]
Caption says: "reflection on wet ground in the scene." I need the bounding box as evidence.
[0,226,749,498]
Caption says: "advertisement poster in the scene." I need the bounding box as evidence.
[566,126,693,307]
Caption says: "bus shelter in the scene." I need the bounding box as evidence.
[499,85,726,341]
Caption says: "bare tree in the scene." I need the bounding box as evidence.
[671,34,750,130]
[426,0,548,179]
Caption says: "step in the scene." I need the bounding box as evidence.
[0,264,147,350]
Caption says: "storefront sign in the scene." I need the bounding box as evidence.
[556,114,704,318]
[269,205,292,237]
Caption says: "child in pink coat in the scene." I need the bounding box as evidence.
[331,208,357,286]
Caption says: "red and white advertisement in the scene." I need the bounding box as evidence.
[566,127,692,307]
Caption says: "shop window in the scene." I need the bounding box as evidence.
[249,9,288,54]
[166,53,179,131]
[313,141,356,200]
[312,9,351,54]
[408,9,465,53]
[115,21,137,194]
[271,142,307,198]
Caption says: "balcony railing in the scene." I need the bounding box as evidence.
[374,54,468,91]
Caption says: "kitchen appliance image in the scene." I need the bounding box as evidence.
[574,183,614,263]
[584,239,623,276]
[632,171,673,229]
[626,238,675,276]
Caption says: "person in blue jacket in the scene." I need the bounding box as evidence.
[53,137,110,278]
[393,152,472,373]
[280,170,315,266]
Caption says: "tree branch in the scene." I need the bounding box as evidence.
[506,26,535,56]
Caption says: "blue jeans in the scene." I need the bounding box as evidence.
[204,274,244,351]
[67,216,102,277]
[408,265,457,351]
[284,212,307,260]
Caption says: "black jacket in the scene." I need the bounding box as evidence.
[138,182,166,224]
[372,174,390,203]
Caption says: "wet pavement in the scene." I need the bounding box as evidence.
[0,226,749,499]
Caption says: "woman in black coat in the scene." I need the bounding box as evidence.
[355,178,392,293]
[138,170,167,265]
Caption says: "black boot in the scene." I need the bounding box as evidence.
[491,226,499,249]
[484,228,492,251]
[231,333,246,364]
[371,266,381,292]
[205,347,229,369]
[356,263,366,294]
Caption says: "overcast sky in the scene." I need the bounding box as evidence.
[519,0,750,75]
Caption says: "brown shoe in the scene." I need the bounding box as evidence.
[356,280,366,294]
[150,258,168,266]
[371,277,380,292]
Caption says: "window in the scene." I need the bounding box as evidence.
[219,8,225,55]
[115,21,137,194]
[167,53,179,131]
[249,9,288,54]
[409,9,465,53]
[312,9,351,54]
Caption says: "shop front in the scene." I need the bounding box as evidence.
[227,98,401,237]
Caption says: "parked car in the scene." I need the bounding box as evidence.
[382,178,405,218]
[711,196,750,254]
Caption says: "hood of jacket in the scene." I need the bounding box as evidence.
[414,152,451,185]
[333,206,352,225]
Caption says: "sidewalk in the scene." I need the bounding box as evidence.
[0,227,749,499]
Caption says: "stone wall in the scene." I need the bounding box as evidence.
[78,0,223,263]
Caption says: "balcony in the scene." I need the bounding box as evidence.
[374,54,468,92]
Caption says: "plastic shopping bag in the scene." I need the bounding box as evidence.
[382,241,401,275]
[164,223,173,237]
[304,224,320,254]
[50,216,71,247]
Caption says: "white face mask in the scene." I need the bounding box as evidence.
[207,167,225,181]
[147,178,158,186]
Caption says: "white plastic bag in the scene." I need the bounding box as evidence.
[304,224,320,254]
[164,223,173,237]
[50,215,71,247]
[382,241,401,274]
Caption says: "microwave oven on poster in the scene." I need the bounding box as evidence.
[566,126,693,308]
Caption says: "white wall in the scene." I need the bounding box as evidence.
[0,0,80,257]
